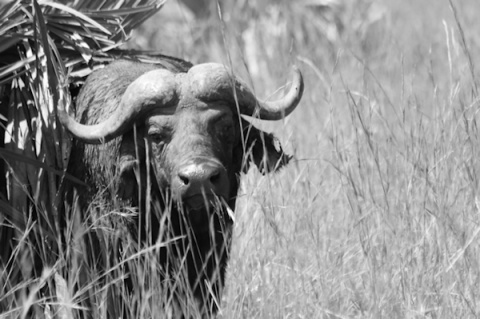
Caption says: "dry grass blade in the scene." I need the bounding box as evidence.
[448,0,478,96]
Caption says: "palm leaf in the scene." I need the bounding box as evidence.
[0,0,166,316]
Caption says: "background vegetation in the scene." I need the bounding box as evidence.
[150,0,480,318]
[2,0,480,317]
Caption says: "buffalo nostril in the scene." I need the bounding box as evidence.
[175,162,228,198]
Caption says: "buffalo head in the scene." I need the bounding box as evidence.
[62,59,303,316]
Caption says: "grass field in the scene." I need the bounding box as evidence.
[2,0,480,317]
[130,0,480,317]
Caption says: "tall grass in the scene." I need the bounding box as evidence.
[214,0,480,317]
[2,0,480,317]
[135,0,479,317]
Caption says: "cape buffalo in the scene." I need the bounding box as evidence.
[61,57,303,317]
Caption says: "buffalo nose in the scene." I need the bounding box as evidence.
[174,162,229,200]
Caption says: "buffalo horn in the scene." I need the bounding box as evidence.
[59,69,177,144]
[186,63,304,120]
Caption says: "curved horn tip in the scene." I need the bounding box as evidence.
[260,65,304,120]
[291,65,304,92]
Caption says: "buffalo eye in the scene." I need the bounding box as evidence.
[217,121,235,145]
[148,130,169,145]
[150,134,163,144]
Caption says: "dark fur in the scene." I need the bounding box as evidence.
[67,59,290,317]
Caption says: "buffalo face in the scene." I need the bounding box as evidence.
[147,104,238,233]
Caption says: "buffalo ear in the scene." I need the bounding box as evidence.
[116,131,141,200]
[241,119,292,174]
[116,156,137,200]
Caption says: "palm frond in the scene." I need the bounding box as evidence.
[0,0,166,315]
[0,0,166,79]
